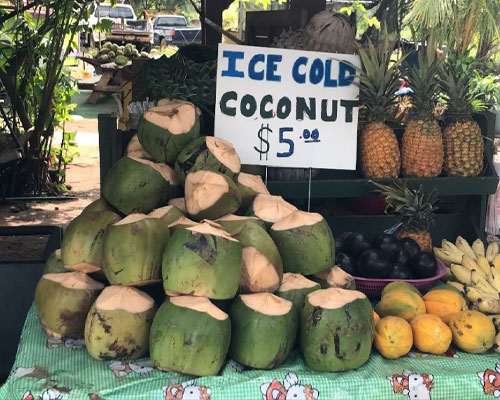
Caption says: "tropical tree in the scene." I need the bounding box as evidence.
[0,0,101,195]
[403,0,500,59]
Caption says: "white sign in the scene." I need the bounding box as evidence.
[214,44,360,170]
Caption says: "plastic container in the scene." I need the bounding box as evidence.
[354,259,447,298]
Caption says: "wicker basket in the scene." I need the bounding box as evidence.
[354,260,447,298]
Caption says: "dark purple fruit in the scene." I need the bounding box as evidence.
[372,233,401,261]
[336,252,355,274]
[342,232,372,257]
[399,237,421,259]
[389,262,412,279]
[411,252,437,278]
[357,249,392,278]
[395,249,410,265]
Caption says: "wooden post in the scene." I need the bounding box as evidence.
[204,0,223,47]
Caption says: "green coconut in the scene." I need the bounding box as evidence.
[185,170,241,221]
[156,98,203,132]
[126,134,153,160]
[43,249,67,274]
[35,272,104,338]
[175,136,241,184]
[150,296,230,376]
[80,198,115,215]
[275,273,320,311]
[237,172,269,212]
[216,214,266,231]
[270,210,334,275]
[247,194,297,228]
[102,214,170,286]
[61,210,121,273]
[167,197,186,213]
[137,101,200,164]
[162,222,242,299]
[312,266,356,290]
[102,156,181,215]
[229,293,297,369]
[168,216,197,232]
[229,220,283,293]
[85,286,156,360]
[300,288,374,372]
[148,205,184,227]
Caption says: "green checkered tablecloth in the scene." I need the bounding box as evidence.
[2,304,500,400]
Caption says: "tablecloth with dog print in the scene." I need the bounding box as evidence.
[2,304,500,400]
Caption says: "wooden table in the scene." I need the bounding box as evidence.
[78,57,131,104]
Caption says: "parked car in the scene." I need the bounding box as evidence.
[86,3,153,50]
[153,15,201,47]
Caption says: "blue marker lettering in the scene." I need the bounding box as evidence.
[292,56,308,84]
[221,50,244,78]
[266,54,282,82]
[248,54,265,80]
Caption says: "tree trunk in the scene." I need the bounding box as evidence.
[362,0,399,43]
[0,70,33,138]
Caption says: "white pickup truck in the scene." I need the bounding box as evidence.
[87,3,153,50]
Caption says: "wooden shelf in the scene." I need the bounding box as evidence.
[267,171,499,199]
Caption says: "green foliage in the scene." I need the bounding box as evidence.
[354,30,406,123]
[0,0,95,193]
[340,0,380,36]
[403,0,500,56]
[372,179,438,233]
[403,33,443,119]
[470,73,500,111]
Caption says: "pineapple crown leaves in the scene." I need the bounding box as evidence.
[371,179,438,232]
[403,32,443,119]
[440,52,486,122]
[352,28,407,123]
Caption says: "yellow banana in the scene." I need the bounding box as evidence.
[487,242,500,262]
[493,254,500,273]
[476,255,492,276]
[493,332,500,353]
[444,266,453,281]
[450,264,472,284]
[456,236,477,260]
[488,267,500,292]
[464,285,498,303]
[472,239,486,258]
[433,247,463,266]
[471,270,499,297]
[462,255,485,276]
[446,281,465,293]
[442,239,464,258]
[477,297,500,314]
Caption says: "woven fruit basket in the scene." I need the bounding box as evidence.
[354,259,447,297]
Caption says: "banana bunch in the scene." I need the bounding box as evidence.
[434,236,500,315]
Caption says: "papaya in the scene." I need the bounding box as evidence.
[381,281,421,297]
[410,314,452,354]
[423,289,467,324]
[449,311,495,354]
[429,283,462,295]
[375,289,425,321]
[374,316,413,359]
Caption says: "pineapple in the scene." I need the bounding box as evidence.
[356,34,404,179]
[401,39,444,177]
[372,180,438,251]
[440,58,484,176]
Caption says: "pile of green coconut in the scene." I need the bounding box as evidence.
[37,98,374,376]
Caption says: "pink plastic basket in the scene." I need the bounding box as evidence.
[353,259,447,298]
